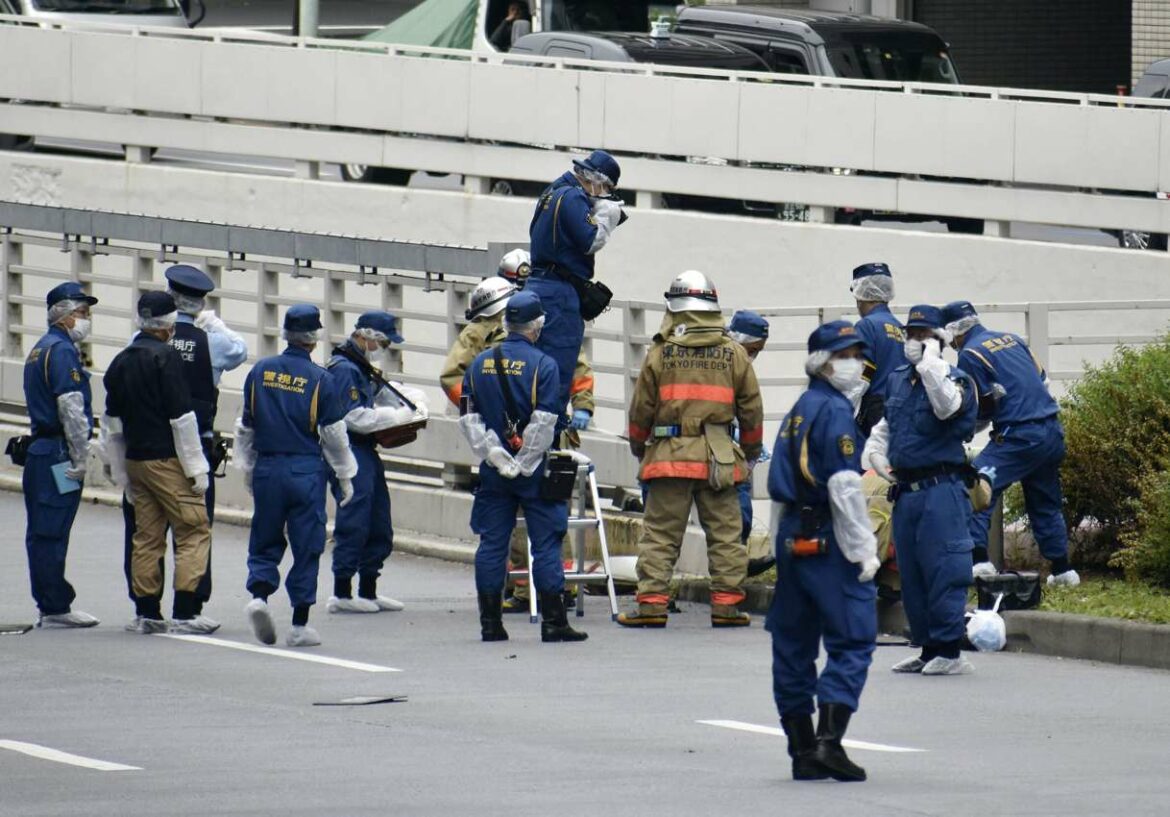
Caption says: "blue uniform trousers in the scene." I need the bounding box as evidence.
[526,276,582,423]
[969,417,1068,560]
[737,479,753,544]
[329,443,393,580]
[22,440,81,615]
[471,467,568,595]
[766,519,876,716]
[246,454,327,608]
[892,477,972,647]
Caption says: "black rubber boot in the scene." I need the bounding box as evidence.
[540,592,588,643]
[477,592,509,642]
[781,714,828,781]
[814,703,867,782]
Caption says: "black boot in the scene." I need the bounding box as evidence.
[477,592,509,642]
[780,714,828,781]
[814,703,867,782]
[540,592,588,643]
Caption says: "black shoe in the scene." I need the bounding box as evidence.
[780,714,829,781]
[501,594,530,614]
[814,703,866,782]
[539,592,587,643]
[746,555,776,578]
[477,592,509,642]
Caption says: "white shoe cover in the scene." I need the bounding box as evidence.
[891,655,927,673]
[245,599,277,645]
[326,596,380,614]
[37,610,100,629]
[170,615,221,635]
[1047,569,1081,588]
[371,595,405,612]
[123,616,166,634]
[972,561,998,579]
[921,656,975,676]
[285,625,321,648]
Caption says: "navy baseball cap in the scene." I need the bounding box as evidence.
[137,290,176,319]
[852,262,891,281]
[728,310,769,340]
[505,291,544,324]
[941,300,979,324]
[572,149,621,187]
[46,282,98,308]
[355,311,404,344]
[808,320,868,354]
[904,304,944,329]
[165,264,215,297]
[284,304,323,332]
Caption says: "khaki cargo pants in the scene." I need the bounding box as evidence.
[125,458,211,601]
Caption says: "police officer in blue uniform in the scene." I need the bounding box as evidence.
[21,282,101,629]
[325,311,427,614]
[459,291,587,644]
[767,321,880,783]
[863,305,980,676]
[233,305,358,648]
[528,150,625,428]
[851,262,906,435]
[941,301,1079,587]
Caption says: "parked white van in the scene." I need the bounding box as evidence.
[0,0,191,28]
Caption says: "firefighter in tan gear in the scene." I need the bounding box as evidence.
[619,271,765,628]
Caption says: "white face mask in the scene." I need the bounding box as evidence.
[364,344,390,369]
[826,358,865,396]
[67,318,91,343]
[904,338,924,365]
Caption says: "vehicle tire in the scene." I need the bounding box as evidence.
[340,164,412,186]
[946,217,984,234]
[491,178,515,196]
[1119,229,1168,251]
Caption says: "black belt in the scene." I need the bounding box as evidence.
[896,463,965,491]
[898,472,963,493]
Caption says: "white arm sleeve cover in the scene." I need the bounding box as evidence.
[57,391,91,466]
[458,413,505,462]
[769,501,786,561]
[514,409,558,477]
[319,419,358,480]
[587,200,621,254]
[343,405,416,435]
[99,415,129,486]
[916,356,963,420]
[827,470,878,565]
[233,415,256,473]
[169,411,209,478]
[861,419,890,471]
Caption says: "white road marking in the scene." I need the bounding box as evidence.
[0,740,141,771]
[697,720,926,753]
[157,634,401,673]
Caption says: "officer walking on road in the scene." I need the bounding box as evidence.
[20,282,101,629]
[851,263,906,435]
[233,305,358,648]
[862,305,980,675]
[767,321,879,783]
[104,292,214,634]
[941,301,1079,586]
[459,291,587,644]
[620,272,764,629]
[726,309,771,562]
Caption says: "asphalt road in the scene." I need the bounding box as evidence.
[2,491,1168,816]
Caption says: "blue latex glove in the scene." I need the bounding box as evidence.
[978,465,997,486]
[570,409,592,430]
[757,445,771,463]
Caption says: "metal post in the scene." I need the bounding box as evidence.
[325,270,345,352]
[381,278,404,375]
[621,305,645,416]
[296,0,318,37]
[1,234,23,358]
[257,262,279,359]
[1024,302,1049,372]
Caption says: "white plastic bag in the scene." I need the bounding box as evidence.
[966,593,1007,652]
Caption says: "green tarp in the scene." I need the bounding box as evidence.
[362,0,479,50]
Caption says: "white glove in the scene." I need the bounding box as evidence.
[487,446,520,478]
[869,451,895,483]
[338,477,355,507]
[195,310,227,333]
[64,461,86,482]
[858,555,881,583]
[591,198,623,231]
[191,472,209,496]
[934,328,954,348]
[920,338,943,361]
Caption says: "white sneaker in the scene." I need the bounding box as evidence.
[921,656,975,676]
[285,625,321,648]
[170,615,221,635]
[891,655,927,673]
[972,561,998,579]
[1047,569,1081,588]
[124,617,167,634]
[326,596,380,614]
[369,595,405,612]
[245,599,277,645]
[37,610,100,629]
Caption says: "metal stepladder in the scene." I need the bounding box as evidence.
[509,450,619,623]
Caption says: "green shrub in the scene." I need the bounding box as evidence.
[1113,469,1170,587]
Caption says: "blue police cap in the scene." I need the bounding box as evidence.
[807,320,868,355]
[505,291,544,324]
[164,264,215,297]
[137,290,176,319]
[46,281,98,308]
[904,304,944,329]
[728,310,769,340]
[355,310,404,344]
[284,304,323,332]
[572,149,621,187]
[940,300,979,325]
[852,262,891,281]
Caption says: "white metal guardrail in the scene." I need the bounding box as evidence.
[0,17,1168,237]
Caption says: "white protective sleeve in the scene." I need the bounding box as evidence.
[169,411,209,478]
[587,200,622,254]
[233,415,256,473]
[343,405,416,435]
[319,419,358,480]
[827,470,879,566]
[514,410,558,477]
[458,413,506,461]
[768,501,786,561]
[861,419,890,471]
[99,415,129,488]
[916,355,963,420]
[57,391,91,467]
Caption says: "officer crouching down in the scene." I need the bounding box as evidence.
[459,291,587,644]
[768,321,879,783]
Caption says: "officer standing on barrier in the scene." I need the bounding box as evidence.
[326,311,427,614]
[620,272,764,629]
[726,309,773,575]
[767,321,879,783]
[862,305,980,676]
[459,291,587,644]
[233,305,358,648]
[941,300,1079,587]
[851,263,906,435]
[20,282,101,629]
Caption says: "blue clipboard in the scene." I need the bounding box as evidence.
[50,461,81,495]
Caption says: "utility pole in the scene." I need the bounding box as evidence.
[294,0,318,37]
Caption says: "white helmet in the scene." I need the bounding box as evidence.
[466,277,516,321]
[498,248,532,288]
[664,270,720,313]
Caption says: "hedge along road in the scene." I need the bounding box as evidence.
[1,491,1167,816]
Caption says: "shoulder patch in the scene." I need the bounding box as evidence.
[70,368,81,383]
[349,386,360,402]
[837,435,856,458]
[586,213,597,226]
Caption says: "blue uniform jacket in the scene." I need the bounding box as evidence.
[854,304,906,399]
[242,346,345,456]
[24,326,92,446]
[529,172,600,282]
[327,340,378,444]
[885,363,978,472]
[956,325,1058,428]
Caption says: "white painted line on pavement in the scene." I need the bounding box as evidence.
[697,720,926,753]
[157,634,401,673]
[0,740,141,771]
